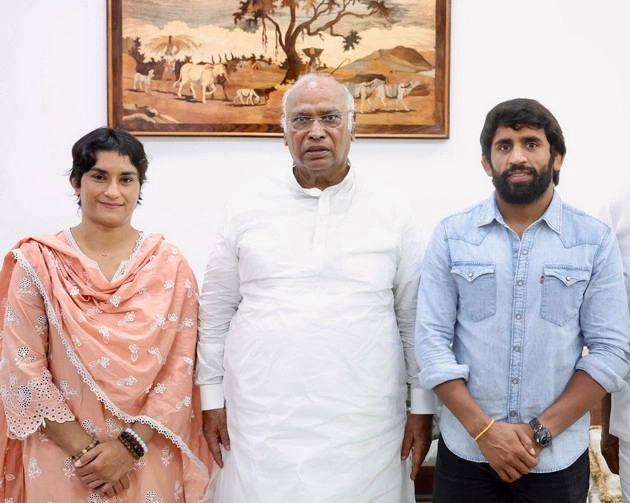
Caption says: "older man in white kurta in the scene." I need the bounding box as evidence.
[196,73,435,502]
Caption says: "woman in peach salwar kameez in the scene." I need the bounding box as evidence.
[0,127,212,502]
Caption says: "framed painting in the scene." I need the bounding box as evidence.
[107,0,450,138]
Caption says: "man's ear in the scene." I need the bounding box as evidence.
[552,152,565,174]
[481,156,493,177]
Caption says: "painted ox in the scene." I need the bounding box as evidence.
[233,88,260,106]
[173,63,229,103]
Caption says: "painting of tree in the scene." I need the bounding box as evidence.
[233,0,400,84]
[107,0,450,138]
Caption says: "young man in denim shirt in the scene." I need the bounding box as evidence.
[415,98,630,502]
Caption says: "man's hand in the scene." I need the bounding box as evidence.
[401,413,433,480]
[476,422,539,482]
[601,425,620,474]
[203,407,230,468]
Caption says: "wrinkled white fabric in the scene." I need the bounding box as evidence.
[600,186,630,443]
[197,167,433,502]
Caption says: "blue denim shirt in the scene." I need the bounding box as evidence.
[416,191,630,472]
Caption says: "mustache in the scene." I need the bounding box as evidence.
[502,165,536,178]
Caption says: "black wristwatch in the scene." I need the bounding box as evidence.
[529,417,552,448]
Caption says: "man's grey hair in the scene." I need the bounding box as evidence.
[281,73,355,132]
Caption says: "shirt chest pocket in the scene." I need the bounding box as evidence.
[540,266,590,326]
[451,262,496,322]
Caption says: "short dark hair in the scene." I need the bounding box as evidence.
[480,99,566,185]
[68,127,149,204]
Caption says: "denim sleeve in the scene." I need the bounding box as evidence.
[576,228,630,393]
[415,222,470,389]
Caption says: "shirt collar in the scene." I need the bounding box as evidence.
[477,190,563,234]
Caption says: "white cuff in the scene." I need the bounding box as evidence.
[200,383,225,410]
[410,387,438,414]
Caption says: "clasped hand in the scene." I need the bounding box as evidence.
[73,439,135,497]
[476,421,540,482]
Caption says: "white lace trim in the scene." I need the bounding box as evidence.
[8,248,209,477]
[0,368,75,439]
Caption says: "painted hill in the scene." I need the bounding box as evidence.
[341,45,433,74]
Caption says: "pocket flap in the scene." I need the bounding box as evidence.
[543,266,590,287]
[451,263,495,283]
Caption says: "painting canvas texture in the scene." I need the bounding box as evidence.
[108,0,449,137]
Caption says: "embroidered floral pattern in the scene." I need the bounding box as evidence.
[117,311,136,327]
[27,458,42,480]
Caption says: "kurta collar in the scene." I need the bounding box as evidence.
[288,161,355,197]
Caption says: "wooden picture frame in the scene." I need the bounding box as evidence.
[107,0,450,138]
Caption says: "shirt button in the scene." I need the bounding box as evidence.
[515,314,522,320]
[510,411,517,417]
[468,272,474,278]
[522,250,528,255]
[512,378,519,384]
[517,280,524,286]
[513,346,521,352]
[566,276,571,281]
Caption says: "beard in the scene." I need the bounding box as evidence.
[491,159,554,204]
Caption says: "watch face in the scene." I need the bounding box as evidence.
[530,418,552,447]
[536,429,552,447]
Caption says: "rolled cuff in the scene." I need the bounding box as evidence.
[419,363,470,391]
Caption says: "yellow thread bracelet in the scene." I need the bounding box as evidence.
[474,419,495,441]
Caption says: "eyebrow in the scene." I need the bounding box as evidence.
[89,166,138,176]
[494,134,544,146]
[291,109,342,117]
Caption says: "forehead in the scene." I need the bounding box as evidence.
[286,78,347,114]
[91,150,137,173]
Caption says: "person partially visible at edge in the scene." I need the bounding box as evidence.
[0,127,212,501]
[599,185,630,501]
[415,98,630,503]
[196,72,437,502]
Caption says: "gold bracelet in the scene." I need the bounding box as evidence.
[474,419,495,441]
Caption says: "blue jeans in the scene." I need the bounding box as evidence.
[433,436,589,503]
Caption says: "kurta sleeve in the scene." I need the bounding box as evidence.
[0,250,75,439]
[196,205,243,410]
[394,208,437,414]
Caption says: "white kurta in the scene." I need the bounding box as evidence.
[197,167,432,503]
[600,186,630,441]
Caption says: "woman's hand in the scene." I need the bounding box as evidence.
[73,439,135,496]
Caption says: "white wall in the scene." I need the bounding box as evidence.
[2,1,629,280]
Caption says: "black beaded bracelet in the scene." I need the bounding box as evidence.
[118,434,141,460]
